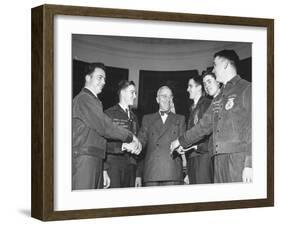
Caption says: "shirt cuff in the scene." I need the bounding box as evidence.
[121,143,126,151]
[104,161,109,170]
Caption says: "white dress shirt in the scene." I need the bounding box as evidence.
[159,111,168,124]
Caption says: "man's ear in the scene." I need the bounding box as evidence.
[85,74,91,82]
[156,96,160,104]
[120,89,125,98]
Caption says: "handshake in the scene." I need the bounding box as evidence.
[122,135,142,155]
[169,139,197,155]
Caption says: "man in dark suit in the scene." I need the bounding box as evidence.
[72,63,140,190]
[137,86,186,186]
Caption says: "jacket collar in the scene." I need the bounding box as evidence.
[118,103,129,113]
[114,104,131,114]
[156,111,176,139]
[83,87,99,100]
[152,111,176,126]
[112,104,136,120]
[226,75,241,87]
[192,95,205,110]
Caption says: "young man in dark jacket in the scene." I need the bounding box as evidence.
[171,50,252,183]
[105,80,141,188]
[184,75,212,184]
[72,63,140,190]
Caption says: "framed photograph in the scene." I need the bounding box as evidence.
[31,4,274,221]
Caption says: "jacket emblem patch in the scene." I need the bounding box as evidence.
[225,97,235,110]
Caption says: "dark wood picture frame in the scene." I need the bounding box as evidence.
[31,4,274,221]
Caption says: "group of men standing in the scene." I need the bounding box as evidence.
[72,49,252,190]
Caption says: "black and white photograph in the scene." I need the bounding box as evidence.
[30,3,273,221]
[1,0,279,225]
[71,34,252,190]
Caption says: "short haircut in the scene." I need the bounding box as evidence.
[117,80,135,98]
[202,69,216,80]
[214,49,240,69]
[85,62,106,76]
[189,75,203,90]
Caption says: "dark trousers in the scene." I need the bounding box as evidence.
[107,154,136,188]
[187,153,213,184]
[214,152,247,183]
[144,181,182,186]
[72,155,103,190]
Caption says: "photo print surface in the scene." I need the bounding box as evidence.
[71,34,252,190]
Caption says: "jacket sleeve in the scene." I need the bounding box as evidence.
[104,109,123,154]
[201,98,212,115]
[76,94,133,143]
[179,115,187,136]
[178,104,213,148]
[196,98,212,152]
[178,116,188,175]
[242,85,252,168]
[104,159,109,171]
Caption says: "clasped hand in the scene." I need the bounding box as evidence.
[169,139,181,154]
[170,139,197,155]
[122,135,142,155]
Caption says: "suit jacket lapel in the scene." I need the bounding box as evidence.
[157,113,175,139]
[150,113,163,135]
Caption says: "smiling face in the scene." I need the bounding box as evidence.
[86,67,106,95]
[187,78,202,100]
[121,84,137,106]
[156,87,173,111]
[203,74,220,97]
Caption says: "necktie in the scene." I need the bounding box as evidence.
[125,108,130,119]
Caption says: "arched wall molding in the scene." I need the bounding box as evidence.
[72,35,251,105]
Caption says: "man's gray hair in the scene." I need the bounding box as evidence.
[157,86,173,97]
